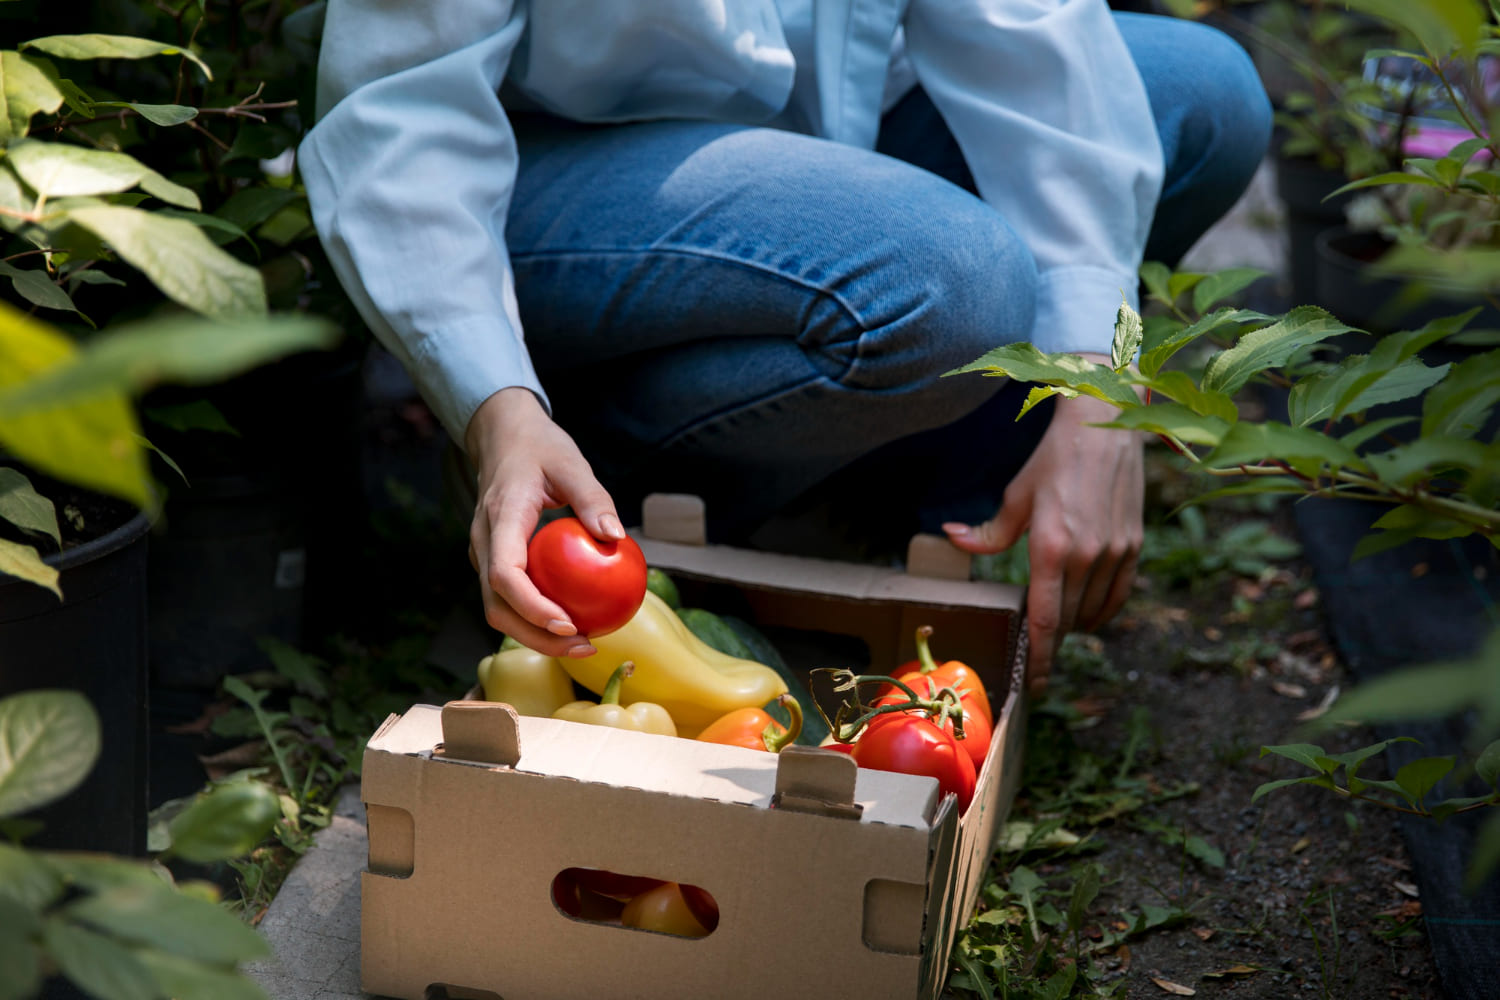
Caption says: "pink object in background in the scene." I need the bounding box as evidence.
[1403,124,1493,160]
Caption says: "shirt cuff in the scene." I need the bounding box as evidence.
[1029,266,1140,357]
[409,313,551,446]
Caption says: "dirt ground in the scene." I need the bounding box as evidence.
[979,492,1444,998]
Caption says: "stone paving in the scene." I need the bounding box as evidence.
[245,159,1287,1000]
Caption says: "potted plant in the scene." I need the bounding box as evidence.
[0,24,339,855]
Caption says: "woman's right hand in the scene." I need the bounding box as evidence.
[464,386,625,659]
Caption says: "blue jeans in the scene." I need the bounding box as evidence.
[506,13,1272,543]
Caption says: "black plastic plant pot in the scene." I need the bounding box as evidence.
[1275,154,1356,309]
[0,509,152,856]
[1313,226,1500,337]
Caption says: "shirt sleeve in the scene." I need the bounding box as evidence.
[298,0,543,445]
[902,0,1164,356]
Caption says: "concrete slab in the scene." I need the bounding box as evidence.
[246,785,371,1000]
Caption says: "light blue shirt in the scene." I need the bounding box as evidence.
[300,0,1164,443]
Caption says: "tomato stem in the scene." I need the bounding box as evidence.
[914,625,939,675]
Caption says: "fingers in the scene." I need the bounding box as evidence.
[943,483,1032,555]
[472,490,596,660]
[549,460,625,542]
[1023,533,1066,696]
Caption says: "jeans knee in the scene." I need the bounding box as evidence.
[826,195,1038,395]
[1172,22,1272,184]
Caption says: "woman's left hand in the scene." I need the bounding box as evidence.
[942,355,1143,694]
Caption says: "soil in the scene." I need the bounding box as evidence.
[0,463,140,555]
[976,489,1447,999]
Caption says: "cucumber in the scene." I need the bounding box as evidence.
[646,567,682,609]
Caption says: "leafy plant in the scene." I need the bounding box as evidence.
[0,15,340,595]
[0,690,280,1000]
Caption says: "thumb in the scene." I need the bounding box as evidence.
[943,488,1032,555]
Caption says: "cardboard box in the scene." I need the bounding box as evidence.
[360,494,1028,1000]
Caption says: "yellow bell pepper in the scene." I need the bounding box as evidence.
[553,663,678,737]
[477,637,576,717]
[560,591,788,735]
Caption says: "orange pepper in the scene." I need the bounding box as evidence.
[696,693,802,752]
[889,626,992,725]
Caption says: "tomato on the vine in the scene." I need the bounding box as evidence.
[872,688,993,771]
[525,516,648,637]
[850,713,976,813]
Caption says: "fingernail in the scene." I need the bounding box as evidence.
[546,619,576,636]
[942,522,970,537]
[600,513,625,540]
[566,644,597,659]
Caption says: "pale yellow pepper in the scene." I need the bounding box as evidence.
[553,663,678,737]
[559,591,787,735]
[477,637,576,717]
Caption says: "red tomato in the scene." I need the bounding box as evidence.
[850,714,976,813]
[872,691,993,771]
[526,516,648,637]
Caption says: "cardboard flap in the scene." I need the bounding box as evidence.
[772,746,863,820]
[641,493,707,545]
[436,701,521,767]
[905,534,972,581]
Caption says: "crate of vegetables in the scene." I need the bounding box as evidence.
[359,493,1028,1000]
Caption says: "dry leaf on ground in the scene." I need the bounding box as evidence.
[1151,976,1196,995]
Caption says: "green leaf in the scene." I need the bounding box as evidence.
[1184,835,1225,869]
[137,169,199,210]
[90,101,197,126]
[1351,527,1427,562]
[1135,369,1240,422]
[68,268,126,288]
[1112,296,1143,372]
[1191,268,1267,314]
[1325,738,1420,781]
[1140,261,1173,306]
[1431,794,1497,821]
[1017,384,1066,419]
[1333,356,1451,421]
[0,467,59,544]
[1138,307,1269,379]
[947,343,1140,408]
[1365,435,1491,487]
[1289,353,1451,427]
[0,312,338,418]
[42,917,158,1000]
[1168,478,1306,516]
[1339,0,1485,57]
[21,35,212,82]
[66,205,266,318]
[43,854,172,894]
[0,302,153,511]
[261,637,329,698]
[0,690,100,817]
[1394,756,1455,807]
[1329,171,1449,199]
[1037,964,1078,1000]
[66,884,269,964]
[1167,271,1205,303]
[1066,863,1101,933]
[1251,774,1337,803]
[1422,348,1500,437]
[0,899,42,1000]
[1477,739,1500,789]
[137,950,269,1000]
[0,166,29,214]
[1368,505,1478,542]
[155,209,250,245]
[1340,416,1416,452]
[1319,664,1489,728]
[143,399,239,436]
[0,841,65,909]
[1260,743,1330,770]
[0,51,64,139]
[6,140,149,199]
[214,187,297,234]
[1202,307,1359,396]
[1096,401,1230,447]
[164,781,280,863]
[0,260,85,318]
[1205,421,1364,476]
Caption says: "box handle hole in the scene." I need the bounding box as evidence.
[551,868,719,938]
